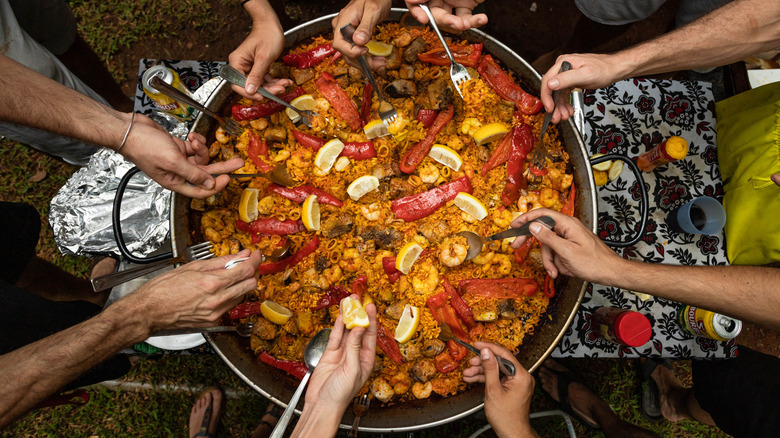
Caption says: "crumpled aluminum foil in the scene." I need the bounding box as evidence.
[50,78,222,257]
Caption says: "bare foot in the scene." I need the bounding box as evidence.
[189,388,223,438]
[538,359,603,428]
[650,363,692,422]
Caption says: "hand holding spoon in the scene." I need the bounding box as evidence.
[457,216,556,261]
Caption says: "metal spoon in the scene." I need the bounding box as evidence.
[152,322,254,337]
[438,323,516,377]
[269,328,331,438]
[214,165,297,187]
[457,216,556,261]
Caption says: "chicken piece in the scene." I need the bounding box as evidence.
[290,67,315,85]
[498,299,518,319]
[386,79,417,98]
[387,177,415,199]
[416,220,449,244]
[403,37,426,63]
[399,64,415,80]
[348,65,363,81]
[421,339,446,358]
[331,64,349,77]
[264,126,287,143]
[384,299,409,320]
[322,213,354,238]
[252,316,277,340]
[370,378,395,403]
[426,76,453,110]
[371,162,402,180]
[267,61,289,78]
[410,358,437,383]
[295,311,317,337]
[385,47,402,70]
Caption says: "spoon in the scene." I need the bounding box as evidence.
[438,323,516,377]
[213,165,297,187]
[457,216,556,261]
[152,322,254,337]
[269,328,331,438]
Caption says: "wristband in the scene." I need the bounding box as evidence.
[117,112,136,153]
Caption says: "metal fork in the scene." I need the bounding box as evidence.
[530,61,572,171]
[149,76,243,137]
[219,64,320,129]
[91,242,214,292]
[339,24,397,126]
[348,394,370,437]
[419,4,471,97]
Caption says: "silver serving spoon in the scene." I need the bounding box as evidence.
[152,322,254,337]
[457,216,556,261]
[269,328,331,438]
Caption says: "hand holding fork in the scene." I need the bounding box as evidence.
[348,393,370,437]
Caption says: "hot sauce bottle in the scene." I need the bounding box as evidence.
[591,307,652,347]
[636,136,689,172]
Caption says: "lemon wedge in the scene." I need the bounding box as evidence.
[260,300,292,325]
[346,175,380,201]
[301,194,320,231]
[472,122,509,145]
[396,241,423,275]
[364,119,390,139]
[454,192,488,220]
[631,291,653,301]
[590,153,612,172]
[428,144,463,171]
[608,160,624,181]
[314,138,344,173]
[366,40,393,57]
[238,188,260,223]
[285,94,318,123]
[593,170,608,186]
[341,296,370,329]
[394,304,420,343]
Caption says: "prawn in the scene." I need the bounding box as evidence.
[411,261,440,294]
[412,381,433,399]
[361,203,382,221]
[491,208,513,229]
[517,191,542,213]
[439,236,468,267]
[418,162,440,184]
[539,188,560,208]
[215,126,230,144]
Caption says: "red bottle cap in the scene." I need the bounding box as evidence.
[614,311,652,347]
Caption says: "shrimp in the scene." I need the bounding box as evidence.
[494,254,512,275]
[361,203,381,221]
[388,371,412,395]
[257,195,276,215]
[471,251,495,265]
[439,236,468,267]
[561,174,573,191]
[370,378,395,403]
[301,267,331,289]
[202,208,233,230]
[273,149,291,162]
[215,126,230,144]
[412,381,433,399]
[289,149,312,168]
[491,208,513,229]
[539,188,560,208]
[411,261,440,294]
[339,248,362,272]
[517,191,542,213]
[323,265,343,284]
[208,141,221,157]
[204,227,223,244]
[418,162,440,184]
[460,211,479,224]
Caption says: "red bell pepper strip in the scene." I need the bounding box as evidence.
[427,291,470,341]
[231,87,306,121]
[513,237,536,264]
[399,104,454,173]
[291,130,376,160]
[561,183,576,216]
[381,257,402,283]
[360,82,374,125]
[235,218,305,236]
[257,236,320,275]
[351,275,368,300]
[258,351,308,380]
[460,278,539,298]
[229,301,264,319]
[502,124,535,205]
[282,43,335,68]
[447,340,468,362]
[418,43,483,68]
[315,72,361,131]
[529,166,549,176]
[544,273,556,298]
[480,127,513,175]
[267,183,344,208]
[442,277,476,330]
[329,51,342,65]
[478,55,543,115]
[416,108,438,128]
[247,131,274,173]
[434,351,459,373]
[391,176,472,222]
[376,322,404,364]
[291,129,326,149]
[312,285,350,311]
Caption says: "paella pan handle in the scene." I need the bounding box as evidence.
[112,167,173,264]
[589,155,648,248]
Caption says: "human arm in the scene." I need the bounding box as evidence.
[541,0,780,122]
[0,54,243,198]
[462,342,539,438]
[0,250,262,428]
[511,209,780,331]
[291,296,378,438]
[405,0,488,33]
[228,0,292,98]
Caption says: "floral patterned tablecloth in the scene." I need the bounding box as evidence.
[552,79,736,359]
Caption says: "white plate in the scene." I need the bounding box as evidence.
[145,333,206,350]
[748,69,780,88]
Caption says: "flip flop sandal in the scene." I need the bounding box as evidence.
[538,365,601,431]
[637,358,672,422]
[252,403,283,436]
[193,387,224,438]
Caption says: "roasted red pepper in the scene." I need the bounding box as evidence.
[399,104,454,173]
[381,256,403,283]
[329,51,342,65]
[351,275,368,300]
[257,236,320,275]
[315,72,361,131]
[292,130,376,160]
[258,351,308,380]
[480,126,514,175]
[231,87,305,121]
[478,55,543,115]
[377,322,404,364]
[544,273,555,298]
[282,43,335,68]
[427,291,470,341]
[442,277,476,330]
[267,183,344,207]
[291,129,325,149]
[459,278,539,298]
[418,43,483,68]
[247,131,274,173]
[360,82,374,125]
[312,285,350,310]
[434,351,459,373]
[513,237,536,264]
[502,124,535,205]
[529,166,549,176]
[235,217,305,236]
[391,176,472,222]
[448,340,468,362]
[561,183,576,216]
[229,301,264,319]
[416,108,438,128]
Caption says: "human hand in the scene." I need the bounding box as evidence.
[406,0,488,33]
[510,209,625,283]
[305,295,378,411]
[540,53,623,123]
[332,0,392,70]
[462,342,537,437]
[119,114,244,198]
[123,250,262,333]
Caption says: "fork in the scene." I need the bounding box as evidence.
[149,76,243,137]
[530,61,572,171]
[437,322,516,377]
[219,64,320,129]
[418,4,471,97]
[339,24,398,126]
[348,394,370,437]
[91,242,214,292]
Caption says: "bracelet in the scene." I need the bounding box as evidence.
[241,0,251,5]
[117,112,136,153]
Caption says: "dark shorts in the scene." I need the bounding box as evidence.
[693,345,780,437]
